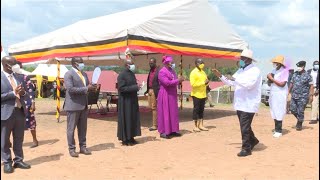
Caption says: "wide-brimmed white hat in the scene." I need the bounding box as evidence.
[239,49,256,62]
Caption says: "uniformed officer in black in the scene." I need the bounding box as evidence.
[288,61,314,131]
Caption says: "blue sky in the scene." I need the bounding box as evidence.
[1,0,319,73]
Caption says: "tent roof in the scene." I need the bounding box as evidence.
[31,64,49,76]
[46,64,69,78]
[30,64,68,78]
[9,0,247,63]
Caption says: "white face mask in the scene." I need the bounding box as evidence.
[314,65,319,70]
[11,64,21,73]
[297,67,303,72]
[76,63,85,71]
[129,64,135,72]
[273,63,278,69]
[170,63,176,69]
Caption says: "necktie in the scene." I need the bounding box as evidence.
[77,71,85,86]
[9,75,22,108]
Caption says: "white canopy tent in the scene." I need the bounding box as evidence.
[7,0,249,120]
[31,64,50,76]
[8,0,248,65]
[46,64,69,79]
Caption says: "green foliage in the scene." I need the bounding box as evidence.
[23,65,36,72]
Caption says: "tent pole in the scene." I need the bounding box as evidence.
[180,55,183,110]
[56,60,61,122]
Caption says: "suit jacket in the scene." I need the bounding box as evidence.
[63,69,90,111]
[146,67,160,98]
[1,71,27,120]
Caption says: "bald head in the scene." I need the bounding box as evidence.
[124,59,134,66]
[149,57,156,69]
[124,59,135,71]
[2,56,17,74]
[195,58,204,70]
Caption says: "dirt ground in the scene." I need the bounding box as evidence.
[1,98,319,180]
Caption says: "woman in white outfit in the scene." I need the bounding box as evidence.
[267,55,289,138]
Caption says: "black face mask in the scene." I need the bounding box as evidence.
[149,64,156,68]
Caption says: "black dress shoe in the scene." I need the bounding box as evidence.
[237,149,252,157]
[296,122,303,131]
[251,138,259,150]
[129,138,138,144]
[13,161,31,169]
[122,141,129,146]
[160,133,170,139]
[69,150,79,157]
[79,148,92,155]
[148,126,157,131]
[170,132,182,137]
[3,164,14,174]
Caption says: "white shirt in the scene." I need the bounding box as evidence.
[72,67,86,85]
[220,64,262,113]
[270,67,289,92]
[311,69,318,88]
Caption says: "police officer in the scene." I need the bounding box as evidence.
[289,61,314,131]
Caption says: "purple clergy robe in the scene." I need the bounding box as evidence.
[157,66,180,135]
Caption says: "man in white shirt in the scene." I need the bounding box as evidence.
[308,60,319,124]
[212,49,262,157]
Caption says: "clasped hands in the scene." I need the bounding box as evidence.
[14,84,26,97]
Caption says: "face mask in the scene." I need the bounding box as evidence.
[198,64,205,69]
[239,60,246,68]
[170,63,176,69]
[314,65,319,70]
[77,63,85,71]
[149,64,156,69]
[297,67,303,72]
[11,64,21,73]
[129,64,135,72]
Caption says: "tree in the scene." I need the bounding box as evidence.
[23,65,36,72]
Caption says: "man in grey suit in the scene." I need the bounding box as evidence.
[63,57,96,157]
[1,56,31,173]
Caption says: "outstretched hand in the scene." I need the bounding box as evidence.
[211,68,222,78]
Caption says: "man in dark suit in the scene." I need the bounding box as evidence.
[144,57,160,131]
[1,56,31,173]
[63,57,96,157]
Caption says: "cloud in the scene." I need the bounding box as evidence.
[236,25,275,42]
